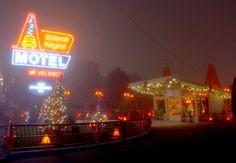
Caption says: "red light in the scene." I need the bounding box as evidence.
[208,117,213,121]
[20,113,24,118]
[76,112,82,118]
[88,123,96,128]
[28,69,63,78]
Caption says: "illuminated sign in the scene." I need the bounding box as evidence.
[12,12,74,69]
[12,13,41,50]
[29,82,52,95]
[28,69,63,78]
[12,49,71,69]
[40,30,74,54]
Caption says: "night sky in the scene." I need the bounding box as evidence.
[1,0,236,86]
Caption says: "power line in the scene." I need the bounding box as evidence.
[108,0,201,75]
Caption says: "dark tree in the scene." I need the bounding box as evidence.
[65,57,102,112]
[104,67,129,109]
[128,74,142,83]
[231,77,236,117]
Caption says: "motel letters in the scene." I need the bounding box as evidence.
[12,49,71,69]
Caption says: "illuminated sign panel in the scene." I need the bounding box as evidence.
[12,49,71,69]
[12,12,74,70]
[28,69,63,78]
[40,30,74,54]
[29,82,52,95]
[12,13,41,50]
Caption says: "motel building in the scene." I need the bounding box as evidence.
[128,76,231,123]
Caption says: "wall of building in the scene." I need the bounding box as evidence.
[209,95,224,113]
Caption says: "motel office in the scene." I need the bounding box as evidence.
[129,76,231,122]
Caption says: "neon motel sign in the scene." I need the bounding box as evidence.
[12,49,70,69]
[12,13,74,70]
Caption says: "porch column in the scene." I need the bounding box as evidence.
[164,97,168,120]
[153,94,157,112]
[194,95,199,123]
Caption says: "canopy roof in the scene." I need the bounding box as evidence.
[128,76,230,99]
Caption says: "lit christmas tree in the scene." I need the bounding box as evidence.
[40,80,68,124]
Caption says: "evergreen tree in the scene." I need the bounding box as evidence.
[231,77,236,117]
[204,64,221,88]
[40,81,68,124]
[104,67,129,108]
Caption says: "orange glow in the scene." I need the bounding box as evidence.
[117,116,127,121]
[123,92,134,98]
[185,99,192,104]
[202,109,206,114]
[95,90,104,97]
[13,13,42,50]
[112,128,120,137]
[39,30,74,54]
[41,134,51,145]
[199,93,207,96]
[64,91,71,96]
[28,69,63,78]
